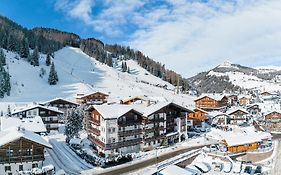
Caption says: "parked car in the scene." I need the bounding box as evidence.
[254,165,262,174]
[244,166,252,174]
[210,144,218,152]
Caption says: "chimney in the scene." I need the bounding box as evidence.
[146,100,151,107]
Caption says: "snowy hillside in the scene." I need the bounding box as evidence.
[0,47,194,107]
[189,61,281,93]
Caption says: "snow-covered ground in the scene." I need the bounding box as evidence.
[0,47,195,108]
[44,134,94,175]
[208,70,281,91]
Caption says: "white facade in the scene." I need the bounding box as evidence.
[0,161,43,175]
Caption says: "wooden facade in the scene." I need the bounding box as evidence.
[120,96,144,105]
[0,138,46,164]
[239,97,251,106]
[225,142,259,153]
[228,109,248,125]
[76,92,108,105]
[44,98,78,110]
[195,95,227,110]
[188,108,208,122]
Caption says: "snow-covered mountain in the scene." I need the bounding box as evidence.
[0,47,194,107]
[188,61,281,93]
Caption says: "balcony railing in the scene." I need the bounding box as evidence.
[0,155,44,164]
[118,129,142,137]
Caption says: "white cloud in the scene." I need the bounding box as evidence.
[55,0,281,77]
[129,0,281,77]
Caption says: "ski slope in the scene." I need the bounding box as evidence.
[0,47,194,107]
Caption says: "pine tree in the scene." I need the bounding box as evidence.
[0,49,6,65]
[20,38,29,58]
[48,62,58,85]
[30,47,39,66]
[46,52,51,66]
[65,108,83,143]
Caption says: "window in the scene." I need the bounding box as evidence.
[5,166,11,172]
[26,148,33,156]
[28,111,31,115]
[134,135,137,138]
[19,165,23,171]
[40,111,46,114]
[32,163,38,168]
[33,111,37,115]
[112,138,115,143]
[134,125,137,129]
[6,150,13,157]
[108,128,111,133]
[134,115,138,120]
[112,128,115,133]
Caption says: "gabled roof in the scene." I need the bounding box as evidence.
[76,91,109,99]
[194,108,208,114]
[42,97,78,106]
[195,93,226,102]
[12,104,64,115]
[121,96,144,103]
[264,110,281,116]
[0,116,47,133]
[87,104,142,120]
[142,102,192,117]
[227,108,248,115]
[0,127,52,148]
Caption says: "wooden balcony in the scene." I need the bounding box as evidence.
[118,129,142,137]
[89,119,100,126]
[88,135,105,149]
[105,138,142,150]
[87,127,101,136]
[0,155,44,164]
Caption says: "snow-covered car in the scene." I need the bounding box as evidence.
[193,162,211,173]
[210,144,218,152]
[185,165,202,175]
[223,162,232,173]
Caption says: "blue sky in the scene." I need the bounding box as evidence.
[1,0,281,77]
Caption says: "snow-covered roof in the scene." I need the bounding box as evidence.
[76,91,109,99]
[227,107,248,115]
[264,110,281,116]
[41,97,78,105]
[69,138,82,145]
[160,165,193,175]
[12,104,64,115]
[238,94,252,99]
[89,104,142,119]
[195,93,226,102]
[224,134,262,147]
[142,102,192,117]
[194,108,208,114]
[0,116,47,133]
[0,127,52,148]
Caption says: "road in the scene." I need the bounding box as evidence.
[47,139,94,175]
[269,140,281,175]
[82,144,206,175]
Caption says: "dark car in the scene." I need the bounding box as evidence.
[244,166,252,174]
[255,165,262,174]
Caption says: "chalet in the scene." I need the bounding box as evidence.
[260,91,278,101]
[86,104,143,157]
[76,92,109,105]
[227,94,238,106]
[11,105,63,132]
[0,116,47,134]
[194,94,228,111]
[238,95,251,106]
[141,102,192,149]
[85,102,192,157]
[264,111,281,131]
[211,113,230,126]
[227,108,248,125]
[187,108,208,127]
[0,127,52,175]
[246,104,260,115]
[42,98,78,111]
[120,96,144,105]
